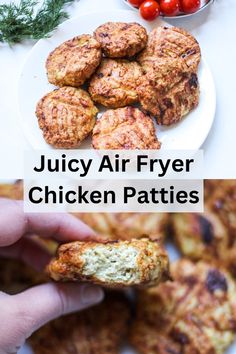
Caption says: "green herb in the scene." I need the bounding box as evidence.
[0,0,75,45]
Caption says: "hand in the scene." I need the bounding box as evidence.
[0,198,104,354]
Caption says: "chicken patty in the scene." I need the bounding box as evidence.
[47,238,169,288]
[75,212,169,241]
[29,294,130,354]
[172,180,236,277]
[208,180,236,234]
[36,87,98,148]
[92,107,161,149]
[138,26,201,73]
[89,59,143,108]
[94,22,148,58]
[46,35,102,87]
[130,259,236,354]
[171,209,229,264]
[137,58,200,125]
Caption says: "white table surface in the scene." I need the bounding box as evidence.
[0,0,235,179]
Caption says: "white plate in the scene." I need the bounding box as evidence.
[18,9,216,150]
[123,0,214,19]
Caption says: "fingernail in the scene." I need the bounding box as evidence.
[81,285,104,305]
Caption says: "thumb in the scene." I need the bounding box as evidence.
[0,283,104,353]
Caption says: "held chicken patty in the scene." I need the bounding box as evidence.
[47,238,170,288]
[92,107,161,149]
[75,212,169,241]
[138,26,201,73]
[94,22,148,58]
[29,294,130,354]
[137,58,200,125]
[46,34,102,87]
[36,87,98,148]
[89,59,143,108]
[130,259,236,354]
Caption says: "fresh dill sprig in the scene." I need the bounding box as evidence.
[0,0,74,45]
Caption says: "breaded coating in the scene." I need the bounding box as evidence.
[36,86,98,148]
[46,35,102,87]
[0,258,47,295]
[89,59,143,108]
[137,58,200,125]
[92,107,161,150]
[94,22,148,58]
[29,294,130,354]
[0,180,23,200]
[75,212,169,241]
[47,238,169,288]
[138,26,201,73]
[130,259,236,354]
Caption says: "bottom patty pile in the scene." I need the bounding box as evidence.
[29,294,130,354]
[130,259,236,354]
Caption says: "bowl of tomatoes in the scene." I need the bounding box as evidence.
[123,0,214,20]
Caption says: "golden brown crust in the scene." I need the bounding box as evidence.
[92,107,161,150]
[207,180,236,233]
[130,259,236,354]
[36,86,98,148]
[137,58,200,125]
[75,212,169,241]
[206,180,236,277]
[0,182,58,254]
[171,209,229,264]
[46,35,102,87]
[138,26,201,73]
[47,238,169,288]
[89,59,143,108]
[204,180,221,201]
[0,180,23,200]
[94,22,148,58]
[29,293,130,354]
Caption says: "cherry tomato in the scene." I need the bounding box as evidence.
[181,0,200,13]
[160,0,181,16]
[128,0,145,7]
[140,0,160,21]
